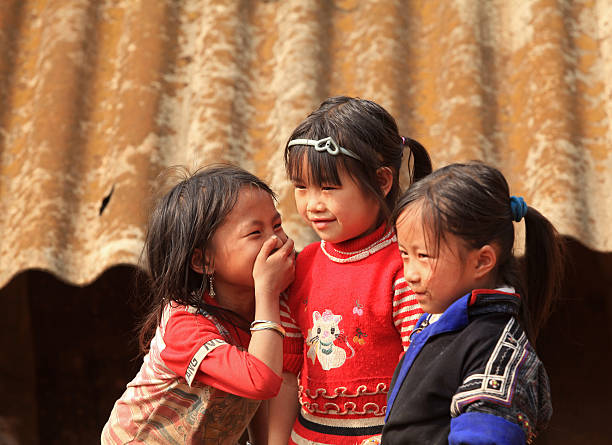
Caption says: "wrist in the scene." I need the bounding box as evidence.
[254,288,281,308]
[253,297,280,320]
[254,283,281,297]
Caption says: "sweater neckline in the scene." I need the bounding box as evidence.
[320,224,396,263]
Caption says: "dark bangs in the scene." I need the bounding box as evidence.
[394,188,447,259]
[393,167,471,259]
[285,142,356,187]
[394,162,515,259]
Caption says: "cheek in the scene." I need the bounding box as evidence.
[294,192,306,213]
[425,267,441,289]
[402,263,409,279]
[251,240,265,258]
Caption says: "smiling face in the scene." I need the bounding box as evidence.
[208,186,287,294]
[395,203,481,314]
[292,160,381,243]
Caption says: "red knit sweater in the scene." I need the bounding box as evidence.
[281,224,422,444]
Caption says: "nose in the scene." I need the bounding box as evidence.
[306,190,325,214]
[263,223,287,245]
[403,261,420,287]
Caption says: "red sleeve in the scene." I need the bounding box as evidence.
[391,271,423,350]
[160,309,282,400]
[279,293,303,375]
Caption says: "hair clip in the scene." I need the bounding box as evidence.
[287,137,362,161]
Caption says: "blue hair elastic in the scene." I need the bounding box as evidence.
[510,196,528,222]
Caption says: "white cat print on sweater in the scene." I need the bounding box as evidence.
[307,309,347,370]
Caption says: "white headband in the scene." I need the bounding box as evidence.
[287,137,362,162]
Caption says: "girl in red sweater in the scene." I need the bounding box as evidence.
[269,96,432,445]
[102,165,295,444]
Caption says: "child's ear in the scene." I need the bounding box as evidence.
[190,248,207,274]
[376,166,393,197]
[473,244,497,279]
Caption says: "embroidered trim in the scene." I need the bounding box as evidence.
[450,318,528,415]
[297,384,389,416]
[301,400,387,416]
[301,383,389,399]
[320,229,396,263]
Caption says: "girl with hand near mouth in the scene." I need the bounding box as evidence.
[102,165,295,445]
[268,96,432,445]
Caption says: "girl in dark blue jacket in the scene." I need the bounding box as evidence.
[382,161,564,445]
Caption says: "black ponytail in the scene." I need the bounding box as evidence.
[402,137,432,183]
[521,207,565,342]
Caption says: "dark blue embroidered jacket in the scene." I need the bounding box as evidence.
[382,289,552,445]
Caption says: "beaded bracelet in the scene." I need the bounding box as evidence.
[249,321,286,338]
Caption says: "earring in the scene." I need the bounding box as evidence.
[208,274,215,297]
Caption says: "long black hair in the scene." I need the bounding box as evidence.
[138,164,276,352]
[285,96,432,226]
[393,161,565,343]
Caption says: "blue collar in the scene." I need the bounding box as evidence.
[385,289,520,421]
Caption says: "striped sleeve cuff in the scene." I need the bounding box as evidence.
[392,276,423,349]
[280,295,303,374]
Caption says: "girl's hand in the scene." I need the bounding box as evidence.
[253,235,295,300]
[249,236,294,377]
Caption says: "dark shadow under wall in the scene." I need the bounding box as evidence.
[537,238,612,444]
[0,266,142,444]
[0,238,610,444]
